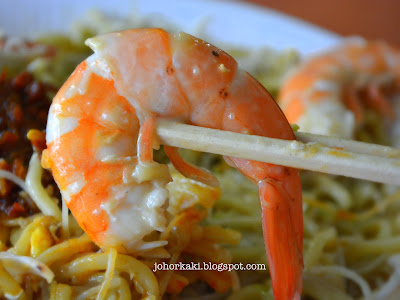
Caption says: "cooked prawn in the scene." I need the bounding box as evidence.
[279,38,400,144]
[42,28,303,300]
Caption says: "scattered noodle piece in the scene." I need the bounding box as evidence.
[50,283,72,300]
[25,153,61,220]
[61,198,69,238]
[0,251,54,283]
[309,265,372,300]
[0,260,23,300]
[37,234,95,266]
[59,252,159,298]
[12,215,57,256]
[97,248,117,300]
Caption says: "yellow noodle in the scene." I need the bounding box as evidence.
[207,215,262,229]
[49,281,57,300]
[82,274,131,300]
[76,276,126,300]
[37,234,94,266]
[55,283,72,300]
[115,276,132,300]
[360,219,392,239]
[159,251,181,295]
[0,224,10,246]
[229,246,267,264]
[134,247,170,259]
[227,284,271,300]
[214,196,260,215]
[303,194,337,216]
[0,169,28,192]
[25,154,61,220]
[202,226,241,245]
[59,252,159,297]
[0,260,24,300]
[76,285,101,300]
[10,226,23,247]
[308,174,352,209]
[309,265,372,300]
[230,270,241,291]
[303,215,321,235]
[184,240,232,263]
[164,273,190,294]
[352,255,387,275]
[350,189,400,221]
[12,215,56,256]
[61,198,69,239]
[304,227,337,268]
[2,215,36,227]
[374,255,400,299]
[344,236,400,259]
[0,252,54,283]
[97,248,117,300]
[303,272,352,300]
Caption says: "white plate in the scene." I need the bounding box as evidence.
[0,0,341,56]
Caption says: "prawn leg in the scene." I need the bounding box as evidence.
[344,88,364,125]
[366,85,395,120]
[138,116,156,163]
[164,146,219,187]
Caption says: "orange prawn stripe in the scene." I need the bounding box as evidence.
[48,122,128,243]
[170,33,237,128]
[47,69,139,245]
[100,29,189,120]
[68,163,126,244]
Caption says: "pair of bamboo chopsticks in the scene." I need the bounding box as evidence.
[155,120,400,186]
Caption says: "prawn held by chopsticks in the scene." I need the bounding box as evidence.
[42,28,303,300]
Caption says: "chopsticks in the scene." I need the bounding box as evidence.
[155,120,400,186]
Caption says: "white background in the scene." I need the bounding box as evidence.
[0,0,341,56]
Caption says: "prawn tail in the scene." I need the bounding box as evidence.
[259,178,303,300]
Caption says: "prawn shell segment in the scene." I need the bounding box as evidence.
[85,28,190,122]
[44,60,169,251]
[170,32,238,128]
